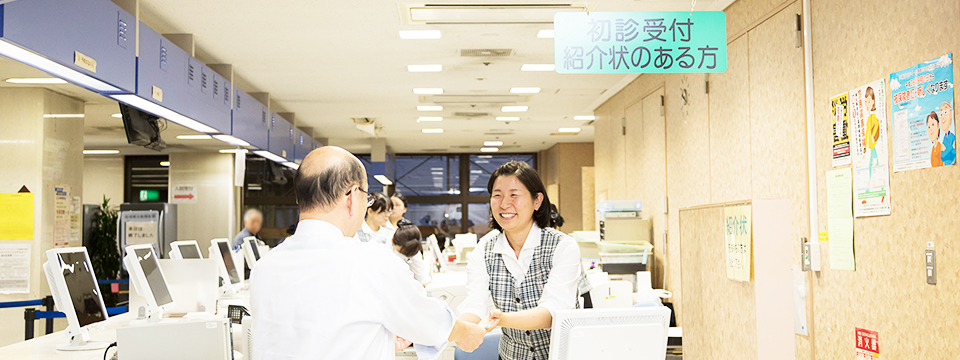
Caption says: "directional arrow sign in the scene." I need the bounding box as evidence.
[171,184,197,204]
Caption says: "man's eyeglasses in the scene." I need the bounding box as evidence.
[347,186,375,207]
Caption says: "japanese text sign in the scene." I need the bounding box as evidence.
[723,204,752,282]
[856,328,880,359]
[554,11,727,74]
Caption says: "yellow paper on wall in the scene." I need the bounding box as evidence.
[819,232,829,243]
[0,193,34,240]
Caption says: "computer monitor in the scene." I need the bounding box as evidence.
[169,240,203,260]
[241,236,261,266]
[209,238,242,294]
[42,247,111,351]
[548,307,671,360]
[123,244,175,321]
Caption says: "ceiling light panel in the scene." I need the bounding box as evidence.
[83,150,120,154]
[5,77,67,84]
[422,129,444,134]
[413,88,443,95]
[417,105,443,111]
[559,127,582,133]
[418,116,443,122]
[399,30,441,39]
[521,64,555,71]
[480,147,499,152]
[537,30,554,38]
[496,117,520,121]
[484,141,503,146]
[408,64,442,72]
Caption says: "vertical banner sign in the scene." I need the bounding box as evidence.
[554,11,727,74]
[723,204,752,282]
[856,328,880,359]
[850,80,892,217]
[53,186,70,247]
[890,53,956,171]
[831,93,851,167]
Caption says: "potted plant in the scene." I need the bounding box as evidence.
[89,196,121,307]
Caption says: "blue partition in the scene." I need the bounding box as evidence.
[269,112,294,160]
[138,23,231,134]
[0,0,136,93]
[232,89,270,150]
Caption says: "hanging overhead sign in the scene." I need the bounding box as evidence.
[554,11,727,74]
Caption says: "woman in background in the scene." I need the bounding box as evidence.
[385,193,409,231]
[354,192,394,245]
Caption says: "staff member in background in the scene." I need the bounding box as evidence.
[457,161,587,360]
[232,208,263,249]
[354,192,394,245]
[385,193,409,231]
[392,224,432,286]
[250,146,485,359]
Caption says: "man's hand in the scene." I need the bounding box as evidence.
[395,336,412,352]
[451,320,487,352]
[481,309,503,332]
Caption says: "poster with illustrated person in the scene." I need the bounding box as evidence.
[890,54,956,171]
[850,79,891,217]
[831,92,851,167]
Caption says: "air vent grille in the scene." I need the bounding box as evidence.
[484,131,515,136]
[460,48,514,57]
[453,112,490,117]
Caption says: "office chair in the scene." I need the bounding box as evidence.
[454,330,501,360]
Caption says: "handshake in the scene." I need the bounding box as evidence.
[448,310,504,352]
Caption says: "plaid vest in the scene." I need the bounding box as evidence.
[484,228,588,360]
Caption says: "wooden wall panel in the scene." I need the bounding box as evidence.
[581,166,596,231]
[810,0,960,358]
[709,36,752,203]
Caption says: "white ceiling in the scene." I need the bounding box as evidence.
[1,0,735,155]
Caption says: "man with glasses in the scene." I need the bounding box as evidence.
[249,146,486,359]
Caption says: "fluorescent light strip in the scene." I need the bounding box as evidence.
[480,147,499,152]
[510,87,541,94]
[83,150,119,155]
[110,95,218,133]
[399,30,441,39]
[537,30,555,39]
[496,117,520,121]
[417,105,443,111]
[176,135,213,140]
[413,88,443,95]
[111,113,123,118]
[374,175,394,185]
[408,64,442,72]
[484,141,503,146]
[219,149,249,154]
[418,116,443,122]
[5,77,68,84]
[0,40,120,92]
[281,162,300,170]
[422,129,444,134]
[43,114,84,118]
[213,134,250,147]
[501,106,528,112]
[159,161,170,167]
[254,150,287,162]
[558,127,581,133]
[521,64,555,72]
[574,115,596,121]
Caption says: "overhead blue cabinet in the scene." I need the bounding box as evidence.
[268,112,295,160]
[232,89,270,150]
[0,0,136,93]
[138,23,231,134]
[294,128,315,164]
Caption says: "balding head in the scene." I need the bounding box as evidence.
[243,208,263,234]
[294,146,367,213]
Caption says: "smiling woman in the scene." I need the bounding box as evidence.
[457,160,591,360]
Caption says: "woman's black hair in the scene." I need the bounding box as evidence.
[549,204,565,229]
[392,225,423,257]
[368,192,393,214]
[391,192,408,207]
[486,160,552,231]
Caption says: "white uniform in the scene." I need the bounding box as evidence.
[250,220,455,360]
[395,251,432,285]
[354,220,395,245]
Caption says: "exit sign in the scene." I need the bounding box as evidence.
[139,189,160,202]
[554,11,727,74]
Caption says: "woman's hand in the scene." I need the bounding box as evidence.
[481,309,503,332]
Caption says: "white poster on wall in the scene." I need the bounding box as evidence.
[0,243,31,294]
[171,184,197,204]
[53,185,70,247]
[125,221,158,246]
[69,195,82,246]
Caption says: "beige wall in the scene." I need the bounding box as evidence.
[592,0,960,359]
[538,142,594,233]
[82,156,124,206]
[0,89,82,347]
[167,152,239,257]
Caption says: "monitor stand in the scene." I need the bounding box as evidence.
[56,329,109,351]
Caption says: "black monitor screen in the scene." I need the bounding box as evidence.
[249,240,261,261]
[217,242,241,284]
[134,248,174,307]
[56,252,108,328]
[177,244,201,259]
